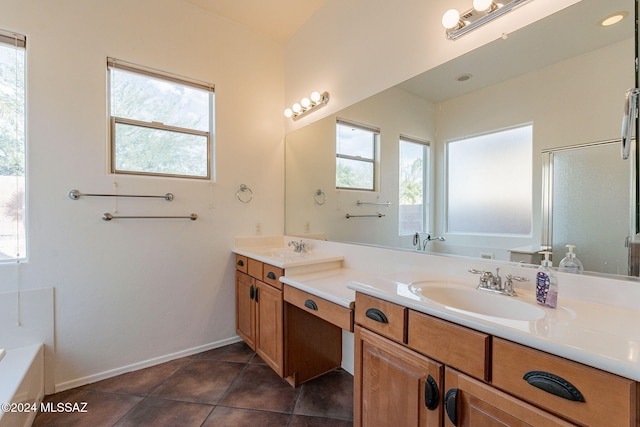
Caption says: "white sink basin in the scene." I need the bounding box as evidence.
[409,283,545,321]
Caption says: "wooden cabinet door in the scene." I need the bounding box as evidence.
[443,367,575,427]
[255,280,284,376]
[355,326,443,427]
[235,271,255,350]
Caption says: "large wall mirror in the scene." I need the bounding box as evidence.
[285,0,637,279]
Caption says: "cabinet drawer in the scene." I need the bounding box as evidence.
[444,367,575,427]
[284,285,353,331]
[355,292,406,343]
[235,255,248,273]
[492,338,637,427]
[407,310,490,381]
[263,264,284,290]
[248,258,263,280]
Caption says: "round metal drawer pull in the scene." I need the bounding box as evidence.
[365,308,388,323]
[304,299,318,310]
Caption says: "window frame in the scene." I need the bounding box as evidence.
[0,29,27,263]
[335,119,379,191]
[444,123,533,237]
[398,135,430,236]
[107,57,215,180]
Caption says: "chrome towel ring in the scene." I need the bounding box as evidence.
[314,189,326,205]
[236,184,253,203]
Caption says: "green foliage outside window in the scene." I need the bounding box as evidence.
[110,66,213,179]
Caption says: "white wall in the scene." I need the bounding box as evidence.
[284,0,581,132]
[0,0,285,391]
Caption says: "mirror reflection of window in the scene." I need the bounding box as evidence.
[446,124,532,235]
[399,137,430,235]
[335,119,379,191]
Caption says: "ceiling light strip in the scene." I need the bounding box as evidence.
[284,91,330,121]
[445,0,532,40]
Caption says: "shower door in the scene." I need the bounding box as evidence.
[543,141,633,275]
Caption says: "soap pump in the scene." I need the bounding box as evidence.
[536,251,558,308]
[559,244,584,273]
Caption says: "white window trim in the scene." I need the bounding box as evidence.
[0,29,27,263]
[398,135,430,235]
[336,118,380,191]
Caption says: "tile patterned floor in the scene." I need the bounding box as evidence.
[33,341,353,426]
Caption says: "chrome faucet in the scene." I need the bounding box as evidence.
[468,268,527,296]
[288,240,307,254]
[422,233,446,250]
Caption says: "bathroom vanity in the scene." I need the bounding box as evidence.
[233,245,350,386]
[346,263,640,427]
[234,237,640,426]
[235,254,285,375]
[353,292,635,426]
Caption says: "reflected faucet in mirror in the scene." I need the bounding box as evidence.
[288,240,308,254]
[414,232,446,251]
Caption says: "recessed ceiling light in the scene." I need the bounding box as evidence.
[456,73,473,82]
[599,11,628,27]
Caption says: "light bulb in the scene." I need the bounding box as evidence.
[473,0,494,12]
[284,108,293,118]
[292,103,302,114]
[310,91,322,103]
[442,9,461,30]
[301,97,311,109]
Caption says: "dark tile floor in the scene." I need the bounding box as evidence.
[33,341,353,427]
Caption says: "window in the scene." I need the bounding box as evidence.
[108,58,215,179]
[336,120,378,191]
[399,136,429,235]
[446,124,532,235]
[0,30,26,262]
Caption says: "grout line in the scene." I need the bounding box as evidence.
[198,405,216,427]
[214,353,256,406]
[110,395,150,427]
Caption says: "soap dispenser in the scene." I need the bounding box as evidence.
[536,251,558,308]
[559,244,584,273]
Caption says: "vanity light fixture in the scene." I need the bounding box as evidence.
[284,91,330,121]
[442,0,532,40]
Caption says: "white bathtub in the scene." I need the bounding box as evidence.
[0,344,44,427]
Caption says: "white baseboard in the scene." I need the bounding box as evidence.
[341,360,354,375]
[54,336,243,393]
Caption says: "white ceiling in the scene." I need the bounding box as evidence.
[398,0,632,102]
[182,0,327,42]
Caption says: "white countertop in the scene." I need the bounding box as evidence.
[233,245,357,308]
[280,268,372,308]
[347,269,640,381]
[232,238,640,381]
[233,246,344,269]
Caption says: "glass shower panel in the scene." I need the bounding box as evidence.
[551,142,631,275]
